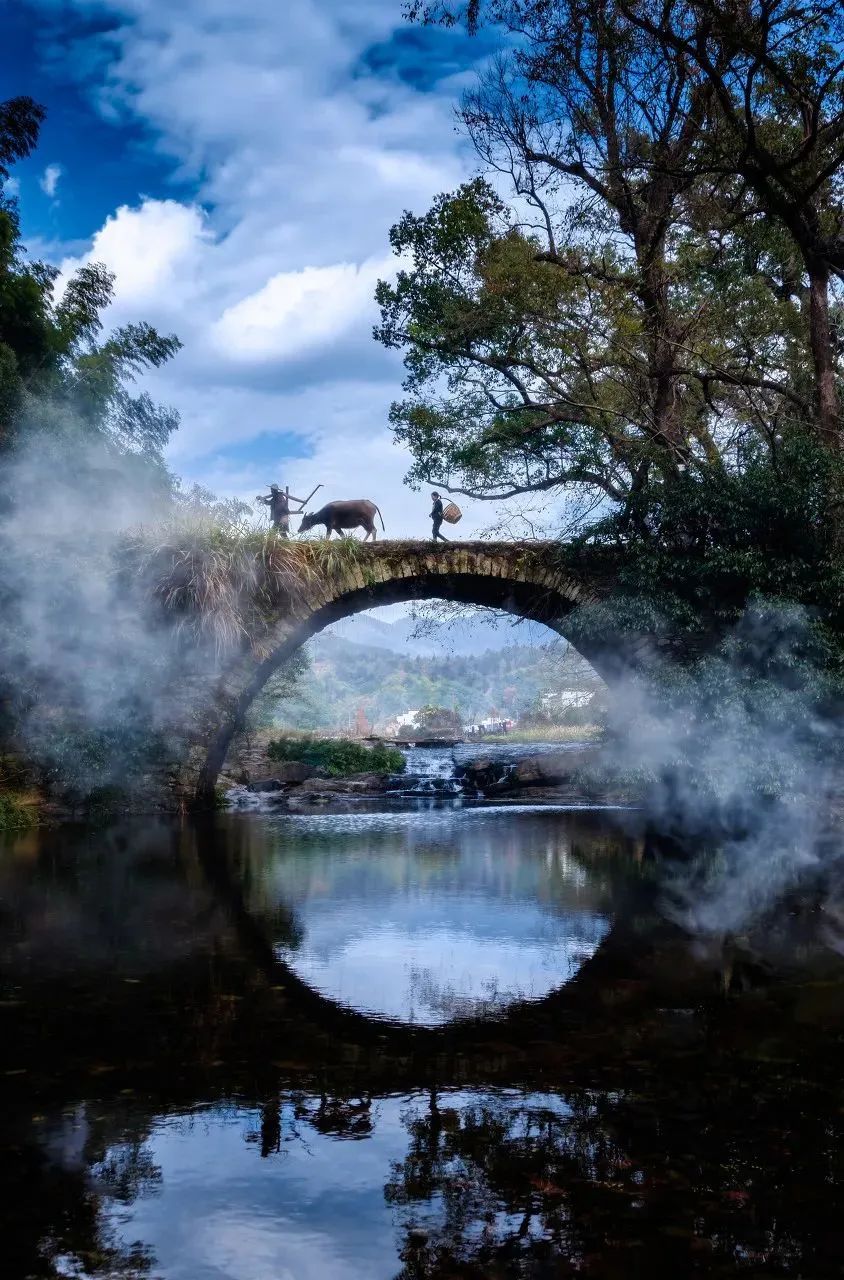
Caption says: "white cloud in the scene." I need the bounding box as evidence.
[4,176,20,198]
[39,163,64,198]
[212,257,393,363]
[60,199,209,308]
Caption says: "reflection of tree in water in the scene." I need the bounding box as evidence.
[246,1091,377,1153]
[294,1091,375,1141]
[386,1088,591,1277]
[7,1055,844,1280]
[6,817,844,1277]
[3,1105,162,1279]
[384,1071,844,1279]
[407,967,525,1022]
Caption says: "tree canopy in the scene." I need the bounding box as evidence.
[380,1,843,545]
[0,96,181,458]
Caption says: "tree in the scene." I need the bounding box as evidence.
[615,0,844,448]
[0,96,186,792]
[0,96,181,456]
[381,2,832,531]
[414,704,464,735]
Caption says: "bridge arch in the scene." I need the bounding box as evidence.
[179,540,660,805]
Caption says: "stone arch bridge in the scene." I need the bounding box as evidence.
[157,538,684,806]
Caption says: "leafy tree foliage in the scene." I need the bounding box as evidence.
[616,0,844,445]
[383,2,843,542]
[378,0,844,761]
[413,704,464,734]
[0,97,181,456]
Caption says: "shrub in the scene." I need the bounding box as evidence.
[267,735,405,776]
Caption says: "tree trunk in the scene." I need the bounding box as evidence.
[808,263,840,451]
[637,253,686,469]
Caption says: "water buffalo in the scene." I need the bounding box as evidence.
[299,499,385,541]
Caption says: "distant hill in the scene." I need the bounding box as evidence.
[272,629,602,733]
[324,610,554,656]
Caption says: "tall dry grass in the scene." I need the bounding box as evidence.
[124,517,381,654]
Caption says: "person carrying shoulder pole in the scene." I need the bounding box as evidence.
[256,483,321,536]
[430,492,448,543]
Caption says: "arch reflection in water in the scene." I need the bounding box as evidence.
[238,807,615,1025]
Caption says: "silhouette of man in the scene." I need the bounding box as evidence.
[257,484,306,537]
[430,492,448,543]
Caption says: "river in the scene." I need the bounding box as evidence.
[2,790,844,1277]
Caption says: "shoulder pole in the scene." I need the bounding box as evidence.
[292,483,323,511]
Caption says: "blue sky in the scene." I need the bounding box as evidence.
[1,0,504,535]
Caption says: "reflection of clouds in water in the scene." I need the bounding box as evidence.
[406,938,604,1022]
[107,1101,411,1280]
[196,1214,349,1280]
[278,911,610,1025]
[100,1090,581,1280]
[407,965,534,1021]
[103,1090,576,1280]
[257,807,616,1024]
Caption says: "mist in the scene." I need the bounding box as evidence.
[0,416,220,799]
[586,602,843,938]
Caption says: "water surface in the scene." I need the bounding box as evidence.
[2,804,844,1278]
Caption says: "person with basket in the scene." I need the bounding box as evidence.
[430,492,448,542]
[430,492,462,542]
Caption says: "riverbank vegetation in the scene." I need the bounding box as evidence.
[129,522,392,653]
[266,736,405,776]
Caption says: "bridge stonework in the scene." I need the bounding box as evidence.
[163,540,672,807]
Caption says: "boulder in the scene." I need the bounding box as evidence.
[490,748,599,792]
[458,747,601,795]
[261,761,320,784]
[454,757,509,793]
[250,777,284,793]
[291,773,390,797]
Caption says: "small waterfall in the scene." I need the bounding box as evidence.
[389,745,463,796]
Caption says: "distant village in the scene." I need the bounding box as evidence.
[377,687,598,739]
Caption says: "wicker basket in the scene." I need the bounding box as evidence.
[442,501,462,525]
